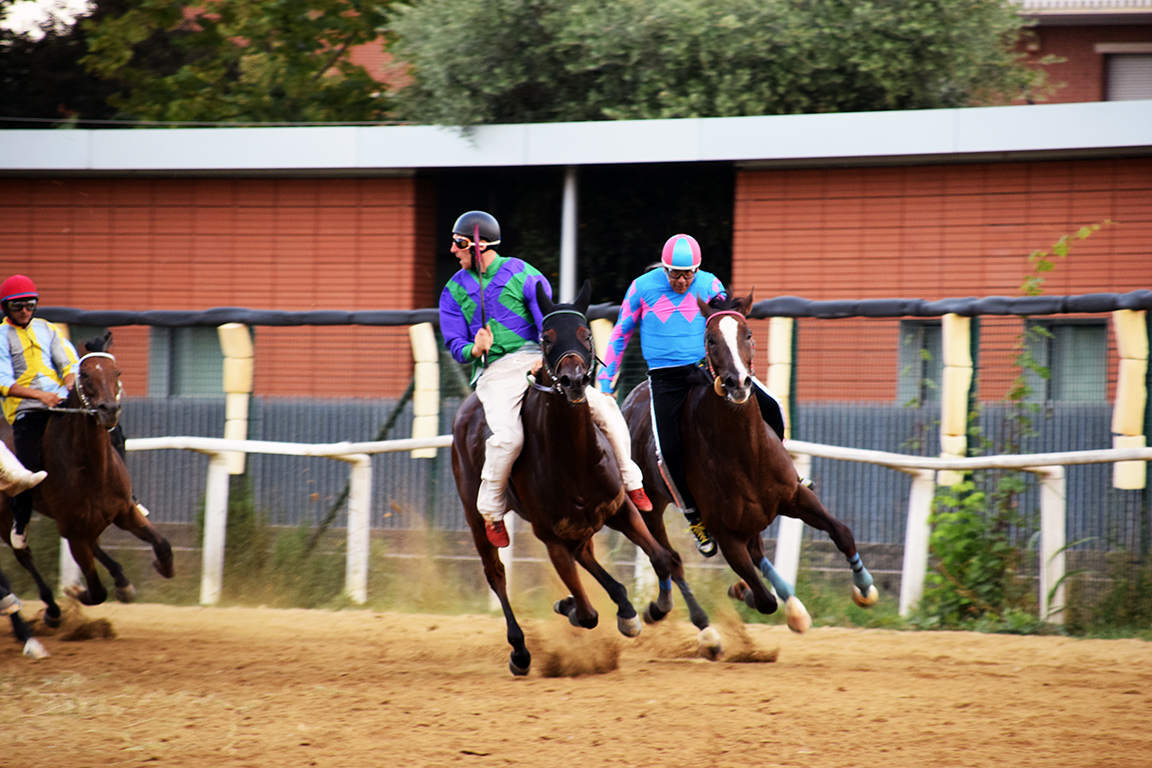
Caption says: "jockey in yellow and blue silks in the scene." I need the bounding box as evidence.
[598,234,790,557]
[439,211,652,548]
[0,274,70,550]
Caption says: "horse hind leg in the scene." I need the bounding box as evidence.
[781,487,879,607]
[745,537,811,633]
[93,545,135,603]
[466,506,531,676]
[547,541,606,632]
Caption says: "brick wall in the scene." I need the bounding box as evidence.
[1026,23,1152,103]
[0,176,436,399]
[733,157,1152,402]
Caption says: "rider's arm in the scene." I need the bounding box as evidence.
[597,279,642,394]
[438,282,478,364]
[4,382,63,407]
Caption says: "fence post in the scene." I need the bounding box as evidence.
[344,455,372,604]
[199,452,231,606]
[775,453,810,588]
[899,469,936,616]
[1037,465,1067,624]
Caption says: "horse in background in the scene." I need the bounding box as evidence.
[622,291,878,642]
[451,281,684,676]
[1,331,174,624]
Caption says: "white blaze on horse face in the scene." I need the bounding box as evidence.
[717,315,751,386]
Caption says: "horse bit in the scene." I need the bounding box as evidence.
[48,352,123,421]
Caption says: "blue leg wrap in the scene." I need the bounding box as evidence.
[848,552,874,592]
[758,557,794,601]
[659,577,672,592]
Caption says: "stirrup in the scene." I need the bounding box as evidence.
[687,520,717,558]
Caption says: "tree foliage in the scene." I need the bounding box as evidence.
[75,0,395,123]
[389,0,1047,125]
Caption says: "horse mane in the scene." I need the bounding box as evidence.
[708,292,745,314]
[83,331,113,355]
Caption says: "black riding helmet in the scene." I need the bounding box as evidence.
[452,211,501,251]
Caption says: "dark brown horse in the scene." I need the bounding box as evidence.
[622,291,878,640]
[1,332,174,623]
[451,281,679,676]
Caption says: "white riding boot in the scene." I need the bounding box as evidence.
[0,443,46,498]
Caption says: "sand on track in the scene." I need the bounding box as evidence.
[1,601,1150,768]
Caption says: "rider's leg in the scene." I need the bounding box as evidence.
[751,378,814,490]
[473,348,539,546]
[649,367,716,557]
[0,441,45,497]
[585,389,651,511]
[10,411,50,549]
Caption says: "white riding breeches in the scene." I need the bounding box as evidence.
[473,347,645,522]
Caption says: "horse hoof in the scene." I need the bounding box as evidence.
[617,614,641,638]
[727,581,750,601]
[784,595,812,634]
[153,559,175,579]
[852,584,879,608]
[115,584,137,603]
[553,596,574,617]
[23,638,49,659]
[698,626,723,661]
[643,601,668,624]
[42,607,62,629]
[509,654,531,677]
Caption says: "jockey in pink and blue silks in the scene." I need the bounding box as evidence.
[439,211,652,549]
[598,234,791,557]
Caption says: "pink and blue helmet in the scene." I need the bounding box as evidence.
[660,234,701,271]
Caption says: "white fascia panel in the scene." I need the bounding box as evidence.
[90,127,359,170]
[698,110,955,161]
[953,100,1152,154]
[0,130,90,169]
[356,123,530,168]
[522,119,701,165]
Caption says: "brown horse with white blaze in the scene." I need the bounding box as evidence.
[622,291,878,637]
[451,281,677,676]
[1,332,174,622]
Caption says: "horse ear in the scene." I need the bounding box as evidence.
[573,280,591,315]
[536,281,555,315]
[736,290,754,317]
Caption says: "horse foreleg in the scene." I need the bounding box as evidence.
[466,509,530,676]
[63,539,107,606]
[606,500,676,622]
[780,487,879,607]
[9,546,62,628]
[0,567,49,657]
[747,536,811,633]
[570,538,639,638]
[113,508,174,579]
[718,532,778,616]
[545,540,600,631]
[92,545,135,603]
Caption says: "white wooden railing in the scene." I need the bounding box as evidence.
[68,436,1148,623]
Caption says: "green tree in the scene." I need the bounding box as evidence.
[389,0,1048,126]
[78,0,396,124]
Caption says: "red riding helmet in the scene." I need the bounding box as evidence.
[0,275,37,303]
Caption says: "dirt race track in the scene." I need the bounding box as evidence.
[1,601,1150,768]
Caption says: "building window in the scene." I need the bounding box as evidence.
[1025,320,1107,402]
[898,320,942,406]
[65,324,108,355]
[1096,44,1152,101]
[149,327,225,397]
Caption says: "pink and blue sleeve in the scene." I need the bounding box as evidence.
[598,282,641,393]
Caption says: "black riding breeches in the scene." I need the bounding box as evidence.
[648,364,709,513]
[11,410,51,526]
[753,381,786,441]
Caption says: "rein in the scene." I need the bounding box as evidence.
[50,351,122,420]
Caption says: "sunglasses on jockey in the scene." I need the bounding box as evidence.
[5,299,37,312]
[451,234,500,252]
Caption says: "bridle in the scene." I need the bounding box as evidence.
[528,309,600,395]
[704,310,755,383]
[49,352,123,420]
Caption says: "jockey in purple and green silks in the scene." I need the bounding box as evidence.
[438,211,652,550]
[599,234,790,558]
